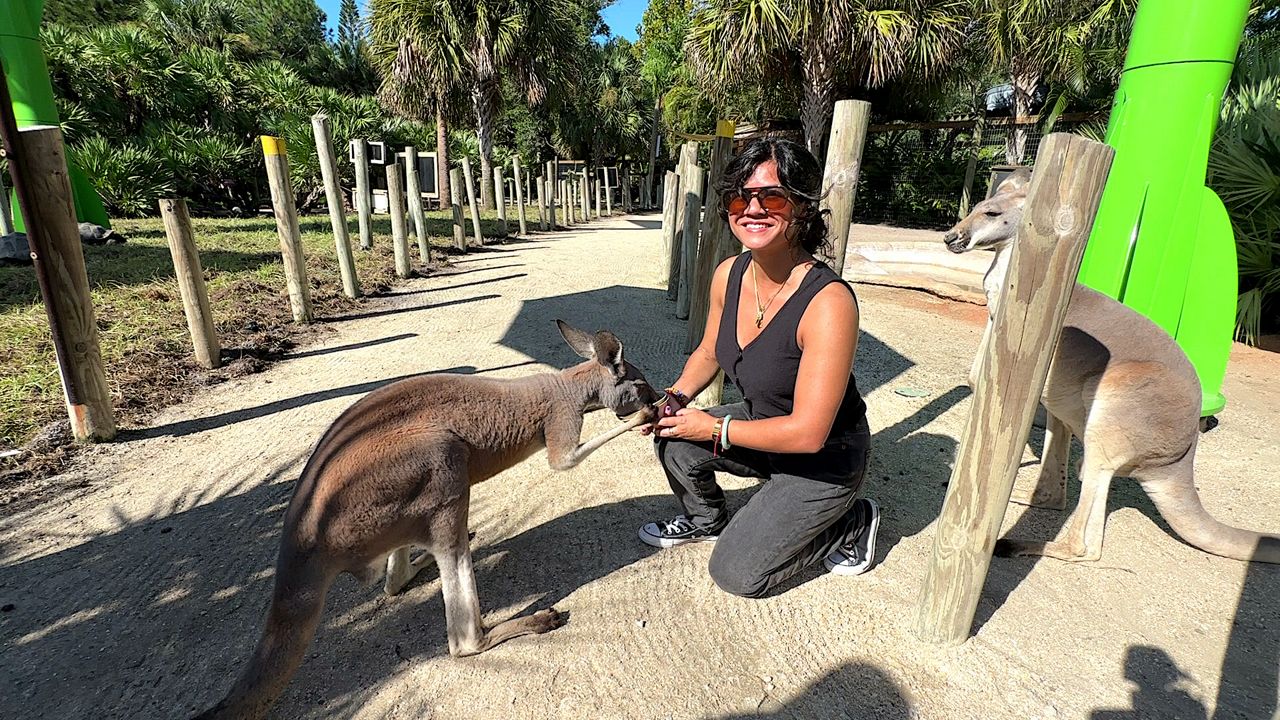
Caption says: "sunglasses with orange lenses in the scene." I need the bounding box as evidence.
[723,186,793,215]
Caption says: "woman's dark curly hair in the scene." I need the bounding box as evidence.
[717,137,829,256]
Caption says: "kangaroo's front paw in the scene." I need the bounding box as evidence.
[530,607,568,634]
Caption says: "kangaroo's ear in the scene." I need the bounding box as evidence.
[557,320,597,360]
[996,168,1032,196]
[592,331,625,375]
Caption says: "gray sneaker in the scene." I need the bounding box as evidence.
[824,498,880,576]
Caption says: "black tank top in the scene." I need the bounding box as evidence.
[715,252,867,441]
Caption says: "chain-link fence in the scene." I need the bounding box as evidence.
[852,113,1102,229]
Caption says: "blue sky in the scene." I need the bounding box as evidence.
[316,0,648,41]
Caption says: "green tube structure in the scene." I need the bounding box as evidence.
[1,0,112,231]
[1076,0,1248,417]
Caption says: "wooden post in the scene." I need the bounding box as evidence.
[260,136,313,323]
[660,170,680,292]
[352,138,373,250]
[404,146,430,264]
[958,115,988,218]
[0,170,14,236]
[386,163,412,277]
[561,179,572,225]
[603,167,614,215]
[820,100,871,276]
[594,175,603,219]
[159,198,220,369]
[311,114,360,299]
[580,169,589,223]
[675,164,704,320]
[547,160,558,229]
[513,157,528,236]
[537,174,549,231]
[622,166,632,212]
[669,142,698,302]
[914,133,1114,646]
[687,120,738,352]
[449,167,467,251]
[5,126,116,440]
[462,156,484,246]
[495,165,508,239]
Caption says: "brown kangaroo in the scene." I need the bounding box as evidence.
[944,170,1280,565]
[195,321,660,719]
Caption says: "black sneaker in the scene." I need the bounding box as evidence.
[638,515,722,548]
[824,498,880,576]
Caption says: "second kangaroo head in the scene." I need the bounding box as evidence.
[556,320,660,419]
[944,167,1032,254]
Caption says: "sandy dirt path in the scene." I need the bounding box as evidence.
[2,215,1277,719]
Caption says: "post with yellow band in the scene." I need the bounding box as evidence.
[260,135,314,323]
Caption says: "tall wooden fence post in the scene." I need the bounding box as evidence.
[462,156,484,246]
[669,142,698,303]
[660,170,680,291]
[353,138,373,250]
[403,146,430,264]
[914,133,1114,646]
[495,165,508,239]
[603,167,614,216]
[260,136,313,323]
[513,157,528,236]
[159,198,220,369]
[0,170,14,236]
[386,163,412,277]
[5,126,116,440]
[820,100,871,276]
[958,115,988,219]
[311,114,361,299]
[580,169,590,223]
[449,167,467,252]
[688,120,737,352]
[674,164,704,320]
[537,174,549,231]
[547,160,558,229]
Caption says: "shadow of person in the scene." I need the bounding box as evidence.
[1214,542,1280,720]
[709,661,911,719]
[1091,646,1208,720]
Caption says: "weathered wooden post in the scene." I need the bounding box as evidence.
[622,166,632,212]
[958,115,988,218]
[311,114,360,299]
[403,146,430,264]
[594,175,603,220]
[260,136,313,323]
[494,165,508,239]
[449,167,467,252]
[660,170,680,291]
[675,164,704,320]
[4,125,116,440]
[0,169,14,236]
[462,156,484,246]
[669,142,699,302]
[820,100,871,276]
[386,163,412,277]
[580,168,590,223]
[546,160,558,229]
[688,120,737,352]
[914,133,1114,646]
[352,138,373,250]
[159,198,220,369]
[603,167,614,215]
[537,174,549,231]
[562,179,573,225]
[513,157,528,236]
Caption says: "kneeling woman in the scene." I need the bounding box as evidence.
[642,137,878,597]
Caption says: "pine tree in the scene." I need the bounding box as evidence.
[338,0,362,52]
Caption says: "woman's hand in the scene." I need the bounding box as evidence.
[656,408,717,442]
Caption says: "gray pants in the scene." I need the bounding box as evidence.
[654,403,871,598]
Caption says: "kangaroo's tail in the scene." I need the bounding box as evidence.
[194,554,335,720]
[1140,441,1280,564]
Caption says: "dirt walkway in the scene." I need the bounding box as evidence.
[2,215,1277,719]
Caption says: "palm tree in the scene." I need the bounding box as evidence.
[635,0,690,204]
[970,0,1136,163]
[684,0,968,153]
[369,0,467,206]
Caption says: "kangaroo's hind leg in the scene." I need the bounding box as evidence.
[1010,412,1071,510]
[997,444,1117,562]
[432,493,566,657]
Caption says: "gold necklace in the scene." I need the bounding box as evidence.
[751,260,804,328]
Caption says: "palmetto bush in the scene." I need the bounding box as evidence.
[1209,44,1280,344]
[68,136,176,216]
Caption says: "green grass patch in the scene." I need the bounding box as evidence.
[0,206,530,451]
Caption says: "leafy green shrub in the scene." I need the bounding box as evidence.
[68,136,175,216]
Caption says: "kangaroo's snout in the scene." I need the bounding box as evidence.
[943,229,968,253]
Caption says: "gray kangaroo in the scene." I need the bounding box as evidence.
[196,321,660,719]
[944,169,1280,565]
